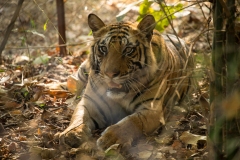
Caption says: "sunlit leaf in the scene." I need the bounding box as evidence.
[67,75,80,94]
[37,128,42,136]
[35,101,45,108]
[43,19,48,31]
[32,54,49,65]
[0,75,10,84]
[14,55,30,65]
[88,30,92,36]
[44,89,71,98]
[180,131,207,146]
[27,30,45,38]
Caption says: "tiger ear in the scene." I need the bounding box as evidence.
[137,15,155,41]
[88,14,106,32]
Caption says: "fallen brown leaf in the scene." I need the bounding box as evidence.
[44,89,71,98]
[180,131,206,147]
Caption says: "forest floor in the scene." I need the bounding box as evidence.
[0,0,212,159]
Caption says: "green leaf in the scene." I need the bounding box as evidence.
[0,68,6,72]
[20,37,26,46]
[138,0,153,16]
[21,87,29,98]
[88,30,92,36]
[43,19,48,31]
[39,103,45,108]
[30,19,36,29]
[32,54,49,65]
[105,144,125,160]
[137,1,183,32]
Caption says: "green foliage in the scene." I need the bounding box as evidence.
[88,30,92,36]
[138,0,183,32]
[20,86,29,98]
[38,103,45,109]
[30,19,36,29]
[104,146,125,160]
[43,19,48,31]
[20,36,26,46]
[32,54,49,65]
[0,68,6,72]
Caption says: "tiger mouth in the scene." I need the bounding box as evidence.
[107,82,128,93]
[107,86,128,93]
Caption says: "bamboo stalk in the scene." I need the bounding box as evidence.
[226,0,237,93]
[225,0,238,158]
[209,0,226,159]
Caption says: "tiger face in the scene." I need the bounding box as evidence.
[88,14,158,99]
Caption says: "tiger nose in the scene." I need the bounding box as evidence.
[105,71,120,78]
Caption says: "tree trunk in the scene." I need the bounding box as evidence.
[56,0,67,57]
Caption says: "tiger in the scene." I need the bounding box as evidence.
[57,13,194,151]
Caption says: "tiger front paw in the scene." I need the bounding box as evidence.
[97,124,133,153]
[57,124,91,148]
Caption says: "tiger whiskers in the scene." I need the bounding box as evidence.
[128,77,154,95]
[125,79,139,94]
[124,81,134,93]
[90,76,102,90]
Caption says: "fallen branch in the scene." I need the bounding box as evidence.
[0,0,24,64]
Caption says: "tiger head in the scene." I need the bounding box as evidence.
[88,14,158,99]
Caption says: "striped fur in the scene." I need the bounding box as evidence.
[58,14,194,149]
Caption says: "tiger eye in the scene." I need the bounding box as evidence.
[99,46,107,54]
[125,47,132,53]
[124,47,135,55]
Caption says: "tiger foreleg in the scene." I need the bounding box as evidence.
[59,124,91,148]
[97,109,164,153]
[56,104,95,148]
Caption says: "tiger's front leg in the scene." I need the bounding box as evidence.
[57,101,96,148]
[97,108,165,152]
[57,86,127,148]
